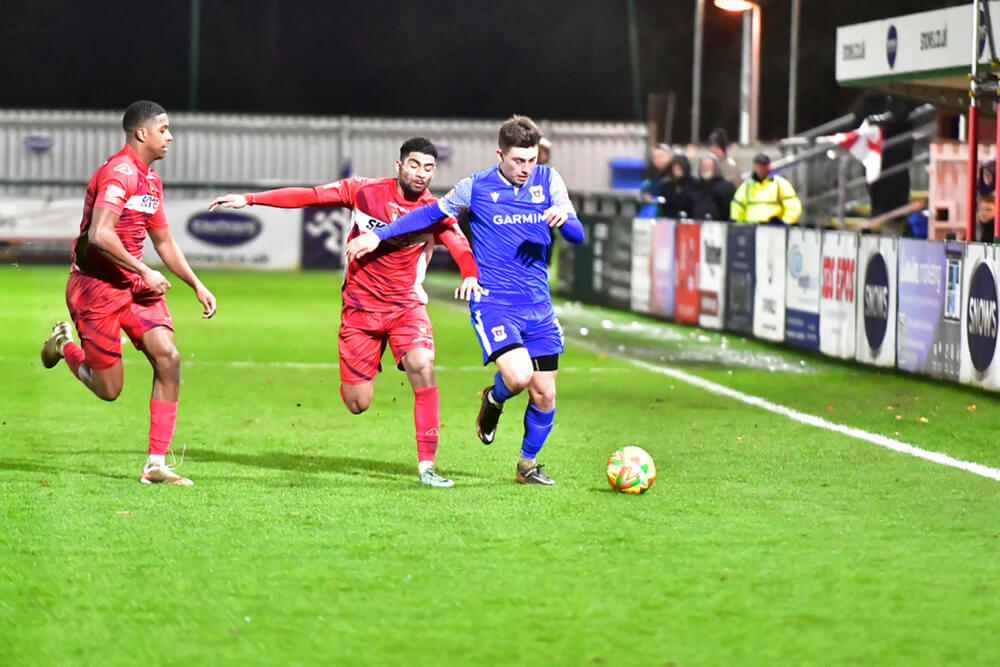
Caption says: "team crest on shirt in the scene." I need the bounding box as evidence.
[529,185,544,203]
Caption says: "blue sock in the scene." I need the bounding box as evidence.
[520,404,555,460]
[491,372,515,403]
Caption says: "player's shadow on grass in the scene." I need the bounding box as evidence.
[0,459,134,481]
[188,448,482,481]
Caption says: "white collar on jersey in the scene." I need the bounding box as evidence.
[495,166,530,195]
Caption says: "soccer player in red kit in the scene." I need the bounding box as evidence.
[208,137,481,487]
[40,100,217,486]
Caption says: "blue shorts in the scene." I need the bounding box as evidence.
[470,295,565,365]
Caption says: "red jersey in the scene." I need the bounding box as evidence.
[248,177,477,313]
[72,144,167,288]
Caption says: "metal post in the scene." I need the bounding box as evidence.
[994,100,1000,240]
[788,0,800,137]
[692,0,705,143]
[626,0,643,122]
[837,154,848,228]
[750,5,761,145]
[738,10,752,144]
[188,0,201,110]
[968,104,979,241]
[968,0,982,241]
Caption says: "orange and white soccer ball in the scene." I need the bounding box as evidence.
[606,446,656,494]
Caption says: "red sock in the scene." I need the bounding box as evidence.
[413,386,439,464]
[63,341,85,377]
[149,399,178,456]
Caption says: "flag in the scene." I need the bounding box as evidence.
[829,119,883,184]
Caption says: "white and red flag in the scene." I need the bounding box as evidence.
[826,119,883,184]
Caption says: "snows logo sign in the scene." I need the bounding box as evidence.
[863,252,890,350]
[967,261,998,372]
[886,25,898,68]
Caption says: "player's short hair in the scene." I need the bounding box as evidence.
[122,100,166,132]
[498,116,541,152]
[399,137,438,161]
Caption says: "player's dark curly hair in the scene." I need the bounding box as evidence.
[399,137,438,160]
[498,115,541,151]
[122,100,166,132]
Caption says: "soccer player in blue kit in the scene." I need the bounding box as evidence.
[346,116,585,485]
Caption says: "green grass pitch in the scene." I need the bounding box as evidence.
[3,265,1000,666]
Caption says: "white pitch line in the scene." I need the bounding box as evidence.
[624,357,1000,483]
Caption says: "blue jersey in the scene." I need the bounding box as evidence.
[436,165,579,305]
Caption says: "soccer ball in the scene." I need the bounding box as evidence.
[606,446,656,494]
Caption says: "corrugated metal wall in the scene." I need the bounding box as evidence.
[0,110,647,198]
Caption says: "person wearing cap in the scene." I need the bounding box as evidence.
[730,153,802,224]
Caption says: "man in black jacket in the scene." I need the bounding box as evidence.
[692,154,736,221]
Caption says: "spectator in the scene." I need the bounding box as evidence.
[708,127,741,186]
[731,153,802,224]
[976,196,995,243]
[976,160,996,242]
[638,143,671,216]
[658,153,697,219]
[691,154,736,221]
[538,136,552,165]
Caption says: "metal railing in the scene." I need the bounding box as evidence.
[771,105,936,226]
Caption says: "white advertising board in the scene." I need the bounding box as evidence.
[855,235,898,367]
[819,231,859,359]
[697,221,727,330]
[836,4,1000,84]
[630,218,653,314]
[143,200,302,270]
[752,225,786,342]
[959,243,1000,390]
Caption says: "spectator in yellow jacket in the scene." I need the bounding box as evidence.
[731,153,802,224]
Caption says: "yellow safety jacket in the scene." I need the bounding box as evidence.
[730,174,802,224]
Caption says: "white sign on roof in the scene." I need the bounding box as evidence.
[836,3,1000,85]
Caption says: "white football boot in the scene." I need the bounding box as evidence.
[40,321,74,369]
[141,459,194,486]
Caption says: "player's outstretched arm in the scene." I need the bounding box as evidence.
[87,207,171,293]
[149,226,217,318]
[209,187,321,211]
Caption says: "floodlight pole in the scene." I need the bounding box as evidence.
[692,0,705,143]
[626,0,643,122]
[787,0,800,137]
[188,0,201,111]
[736,5,760,145]
[968,0,982,241]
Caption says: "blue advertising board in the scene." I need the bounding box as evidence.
[724,224,756,334]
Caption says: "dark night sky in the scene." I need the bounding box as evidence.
[1,0,953,140]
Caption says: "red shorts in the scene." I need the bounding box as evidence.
[338,304,435,385]
[65,271,174,370]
